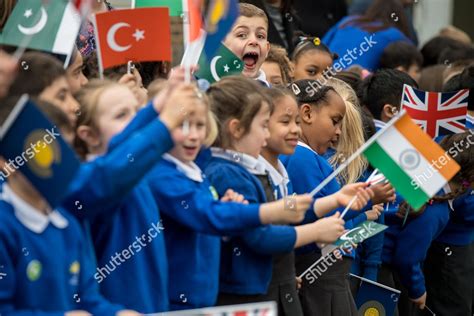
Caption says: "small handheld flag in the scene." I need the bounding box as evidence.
[401,85,469,138]
[351,274,400,316]
[195,43,243,83]
[93,7,172,72]
[144,301,276,315]
[133,0,184,16]
[0,95,80,209]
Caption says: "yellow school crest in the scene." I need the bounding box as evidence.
[24,130,61,178]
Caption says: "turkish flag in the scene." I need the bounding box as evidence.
[93,7,172,71]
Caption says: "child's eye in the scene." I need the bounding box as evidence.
[306,68,317,76]
[257,34,266,40]
[115,110,129,119]
[237,33,247,39]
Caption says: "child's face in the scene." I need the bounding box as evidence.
[39,76,80,126]
[224,16,270,79]
[266,96,301,155]
[66,52,88,95]
[293,50,333,81]
[169,101,208,163]
[261,61,284,86]
[233,101,271,158]
[301,90,346,155]
[95,86,139,154]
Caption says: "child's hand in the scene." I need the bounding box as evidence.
[220,189,248,204]
[296,277,302,290]
[312,212,345,243]
[65,311,91,316]
[371,182,396,204]
[116,310,142,316]
[410,292,427,310]
[259,194,312,225]
[119,69,147,106]
[336,183,374,210]
[365,204,383,221]
[159,84,202,130]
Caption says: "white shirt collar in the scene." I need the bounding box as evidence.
[211,147,267,175]
[467,113,474,123]
[297,141,319,155]
[373,119,387,129]
[255,70,270,87]
[443,183,454,211]
[258,156,290,197]
[1,184,68,233]
[162,153,204,182]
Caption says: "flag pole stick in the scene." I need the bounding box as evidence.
[339,168,378,218]
[309,111,406,197]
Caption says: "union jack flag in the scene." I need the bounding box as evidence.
[401,84,469,138]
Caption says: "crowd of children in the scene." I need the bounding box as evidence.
[0,1,473,316]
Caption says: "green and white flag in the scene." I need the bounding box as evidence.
[196,43,243,84]
[132,0,183,16]
[0,0,80,56]
[333,221,387,248]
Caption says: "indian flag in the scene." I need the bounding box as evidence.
[0,0,80,56]
[363,112,460,210]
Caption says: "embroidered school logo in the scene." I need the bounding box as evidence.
[209,186,219,201]
[24,130,61,178]
[26,260,42,281]
[69,260,80,286]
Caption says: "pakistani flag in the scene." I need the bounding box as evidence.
[133,0,183,16]
[196,43,243,84]
[0,0,80,56]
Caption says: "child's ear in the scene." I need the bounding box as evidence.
[264,41,270,59]
[289,61,295,79]
[382,104,398,120]
[227,118,244,140]
[300,104,313,124]
[395,65,407,73]
[76,125,101,149]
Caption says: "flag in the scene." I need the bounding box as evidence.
[93,7,172,72]
[133,0,183,17]
[195,43,243,83]
[401,85,469,138]
[351,274,400,316]
[0,0,80,56]
[183,0,203,43]
[0,96,80,209]
[333,221,387,248]
[203,0,239,59]
[148,301,276,315]
[363,112,460,210]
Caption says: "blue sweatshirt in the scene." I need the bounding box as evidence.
[62,107,174,313]
[147,154,263,310]
[205,151,297,295]
[281,142,365,255]
[382,199,450,299]
[0,184,123,316]
[435,189,474,246]
[322,16,411,71]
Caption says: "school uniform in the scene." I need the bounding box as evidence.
[147,153,265,310]
[380,189,451,316]
[259,156,304,316]
[204,148,298,310]
[62,104,174,313]
[466,113,474,129]
[423,189,474,316]
[0,184,123,315]
[281,141,360,316]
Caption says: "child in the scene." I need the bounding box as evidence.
[442,65,474,129]
[423,132,474,316]
[205,77,373,314]
[291,36,338,81]
[261,44,292,86]
[359,69,417,130]
[379,41,423,83]
[0,99,136,315]
[65,78,200,313]
[147,87,317,311]
[380,132,474,315]
[66,47,89,95]
[223,3,270,84]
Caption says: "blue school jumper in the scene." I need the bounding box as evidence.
[205,149,297,295]
[0,184,123,315]
[62,106,174,313]
[147,154,262,310]
[381,197,451,299]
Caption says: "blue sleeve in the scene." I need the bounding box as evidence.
[392,204,449,298]
[452,191,474,223]
[63,119,173,221]
[77,230,123,315]
[345,213,368,229]
[149,168,262,235]
[360,213,385,281]
[322,24,338,46]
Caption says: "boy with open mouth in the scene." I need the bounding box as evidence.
[224,3,271,85]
